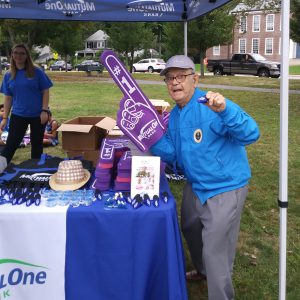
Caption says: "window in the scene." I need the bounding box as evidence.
[266,14,274,31]
[239,39,246,53]
[253,15,260,32]
[265,38,273,55]
[86,41,93,49]
[252,38,259,54]
[213,45,220,56]
[96,41,105,48]
[240,16,247,33]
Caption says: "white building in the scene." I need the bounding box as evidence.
[76,30,109,58]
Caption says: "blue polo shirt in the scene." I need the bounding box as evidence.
[0,67,53,117]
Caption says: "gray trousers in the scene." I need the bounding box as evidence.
[181,183,248,300]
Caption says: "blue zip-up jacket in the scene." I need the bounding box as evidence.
[151,88,260,204]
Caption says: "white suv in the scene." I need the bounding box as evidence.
[132,58,166,73]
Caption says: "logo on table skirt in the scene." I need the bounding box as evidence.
[19,173,53,182]
[193,129,203,143]
[0,259,48,298]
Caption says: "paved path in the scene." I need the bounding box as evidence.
[131,79,300,95]
[197,83,300,95]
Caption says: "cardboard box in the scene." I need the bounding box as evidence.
[149,99,170,115]
[67,150,100,167]
[58,116,116,150]
[107,126,125,138]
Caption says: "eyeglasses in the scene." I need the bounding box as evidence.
[164,73,194,84]
[13,51,26,56]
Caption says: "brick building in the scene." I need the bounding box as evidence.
[206,3,299,61]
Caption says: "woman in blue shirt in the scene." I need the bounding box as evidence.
[0,43,53,164]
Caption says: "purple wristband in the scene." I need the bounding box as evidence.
[197,96,209,103]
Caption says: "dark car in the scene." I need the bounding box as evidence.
[1,61,10,70]
[49,60,72,71]
[74,60,103,72]
[207,53,280,78]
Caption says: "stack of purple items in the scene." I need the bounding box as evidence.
[93,137,130,191]
[114,150,132,191]
[94,139,115,191]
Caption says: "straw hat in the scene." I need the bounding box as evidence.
[49,160,90,191]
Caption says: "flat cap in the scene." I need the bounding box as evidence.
[160,55,195,76]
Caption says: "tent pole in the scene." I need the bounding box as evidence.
[184,21,187,56]
[279,0,290,299]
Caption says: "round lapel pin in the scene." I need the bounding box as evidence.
[194,129,203,143]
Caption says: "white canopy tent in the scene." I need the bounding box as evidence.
[0,1,290,298]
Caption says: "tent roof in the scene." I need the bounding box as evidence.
[0,0,231,22]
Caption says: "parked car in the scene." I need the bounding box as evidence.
[132,58,165,73]
[1,61,10,70]
[207,53,280,78]
[74,60,104,73]
[49,60,72,71]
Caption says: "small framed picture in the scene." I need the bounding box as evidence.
[131,156,161,198]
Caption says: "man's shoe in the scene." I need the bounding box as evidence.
[186,270,207,281]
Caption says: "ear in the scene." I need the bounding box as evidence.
[193,73,199,86]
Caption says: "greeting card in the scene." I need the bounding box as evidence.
[131,156,160,198]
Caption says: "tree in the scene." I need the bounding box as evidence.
[163,3,235,76]
[191,8,235,76]
[291,0,300,43]
[49,22,85,71]
[240,0,281,11]
[0,20,55,55]
[162,23,184,60]
[145,22,165,57]
[104,22,153,72]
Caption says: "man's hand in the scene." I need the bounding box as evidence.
[205,91,226,113]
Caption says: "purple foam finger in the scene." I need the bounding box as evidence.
[162,111,170,126]
[118,151,132,171]
[94,181,111,191]
[98,138,115,165]
[114,181,131,191]
[101,50,166,152]
[117,96,166,152]
[95,168,112,178]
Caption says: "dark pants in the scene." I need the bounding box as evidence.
[1,114,46,163]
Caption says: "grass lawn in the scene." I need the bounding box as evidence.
[45,70,300,90]
[1,73,300,299]
[289,65,300,75]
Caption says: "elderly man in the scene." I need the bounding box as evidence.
[150,55,260,300]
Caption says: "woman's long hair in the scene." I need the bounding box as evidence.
[9,43,35,79]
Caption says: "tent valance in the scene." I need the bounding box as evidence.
[0,0,230,22]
